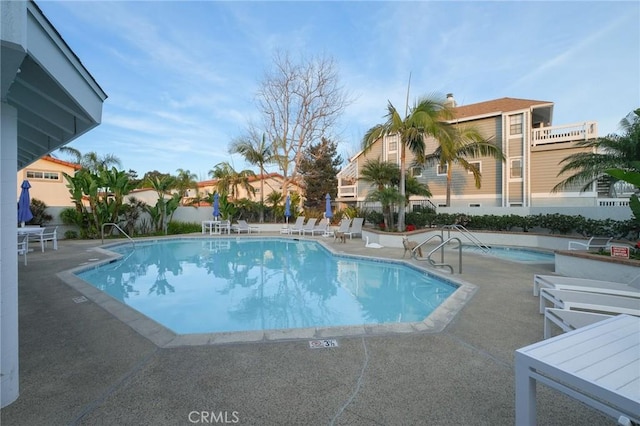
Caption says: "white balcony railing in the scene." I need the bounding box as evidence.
[531,121,597,146]
[598,198,630,207]
[338,185,357,198]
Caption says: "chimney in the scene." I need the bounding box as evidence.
[445,93,456,108]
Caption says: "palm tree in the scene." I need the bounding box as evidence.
[553,109,640,193]
[229,134,273,222]
[359,159,399,229]
[208,162,256,200]
[175,168,198,205]
[56,146,122,172]
[363,95,452,231]
[424,124,505,207]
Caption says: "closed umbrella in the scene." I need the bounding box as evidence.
[18,180,33,227]
[212,193,220,220]
[325,193,333,220]
[284,195,291,224]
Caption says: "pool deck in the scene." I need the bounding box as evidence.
[2,233,613,425]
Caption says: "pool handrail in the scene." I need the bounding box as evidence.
[412,235,462,274]
[101,222,135,248]
[442,224,490,252]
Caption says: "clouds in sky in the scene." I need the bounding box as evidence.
[37,1,639,179]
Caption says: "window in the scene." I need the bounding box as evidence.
[411,166,422,177]
[437,164,448,176]
[509,114,523,135]
[26,170,60,181]
[388,139,397,152]
[469,203,481,208]
[467,161,481,175]
[510,158,523,179]
[437,203,447,208]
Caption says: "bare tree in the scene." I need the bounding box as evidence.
[256,51,351,195]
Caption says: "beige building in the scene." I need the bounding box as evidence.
[337,96,625,210]
[192,173,305,203]
[16,156,80,207]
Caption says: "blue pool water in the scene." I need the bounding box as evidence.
[461,245,554,263]
[77,238,458,334]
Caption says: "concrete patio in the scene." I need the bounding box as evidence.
[1,234,614,425]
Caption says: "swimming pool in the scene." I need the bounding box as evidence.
[461,245,555,263]
[76,238,460,335]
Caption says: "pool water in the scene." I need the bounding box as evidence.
[77,238,458,334]
[461,245,554,263]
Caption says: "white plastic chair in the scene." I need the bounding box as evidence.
[17,236,28,265]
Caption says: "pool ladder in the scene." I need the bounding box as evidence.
[442,224,490,252]
[101,223,136,248]
[411,235,462,274]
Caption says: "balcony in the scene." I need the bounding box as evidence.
[531,121,598,146]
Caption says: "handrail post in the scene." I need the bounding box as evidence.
[101,222,135,247]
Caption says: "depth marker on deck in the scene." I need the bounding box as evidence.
[309,339,339,349]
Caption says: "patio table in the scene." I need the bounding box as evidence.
[515,314,640,425]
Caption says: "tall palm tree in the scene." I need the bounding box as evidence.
[553,109,640,193]
[424,125,504,207]
[229,134,273,222]
[56,146,122,172]
[363,95,452,231]
[208,162,256,200]
[175,168,198,205]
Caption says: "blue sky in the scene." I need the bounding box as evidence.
[38,1,639,180]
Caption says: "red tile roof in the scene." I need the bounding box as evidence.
[452,97,553,121]
[41,155,82,170]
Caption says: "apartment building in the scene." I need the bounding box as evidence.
[16,156,80,207]
[336,96,626,210]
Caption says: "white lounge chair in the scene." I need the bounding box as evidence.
[543,307,613,339]
[287,217,305,235]
[29,226,58,252]
[533,274,640,298]
[216,220,231,234]
[330,218,352,238]
[568,236,613,251]
[17,235,28,265]
[291,218,316,236]
[231,220,258,234]
[344,217,364,239]
[539,288,640,316]
[305,218,329,236]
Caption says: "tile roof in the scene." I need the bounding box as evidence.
[41,155,82,170]
[452,97,553,121]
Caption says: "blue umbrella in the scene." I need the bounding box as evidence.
[212,193,220,219]
[325,193,333,219]
[284,195,291,224]
[18,180,34,226]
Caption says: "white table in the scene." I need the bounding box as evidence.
[201,220,220,235]
[515,314,640,425]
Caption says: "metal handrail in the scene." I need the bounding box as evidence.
[442,224,490,252]
[426,237,463,274]
[413,234,444,262]
[101,223,135,247]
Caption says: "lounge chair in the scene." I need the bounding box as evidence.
[29,226,58,252]
[304,218,329,236]
[286,216,305,235]
[291,218,316,236]
[231,220,259,234]
[543,307,613,339]
[17,235,28,265]
[539,288,640,316]
[344,217,364,239]
[331,218,352,239]
[216,220,231,234]
[568,236,613,251]
[533,274,640,298]
[516,314,640,426]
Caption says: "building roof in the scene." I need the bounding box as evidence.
[39,155,82,170]
[452,97,553,121]
[197,173,302,188]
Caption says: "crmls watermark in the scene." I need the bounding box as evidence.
[188,411,240,424]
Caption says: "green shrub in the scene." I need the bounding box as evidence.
[166,221,201,235]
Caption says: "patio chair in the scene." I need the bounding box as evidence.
[291,218,316,236]
[29,226,58,252]
[331,218,352,239]
[304,218,329,236]
[344,217,364,239]
[216,220,231,234]
[286,216,305,235]
[231,220,259,234]
[533,274,640,298]
[539,288,640,316]
[543,307,613,339]
[568,236,613,251]
[17,235,28,265]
